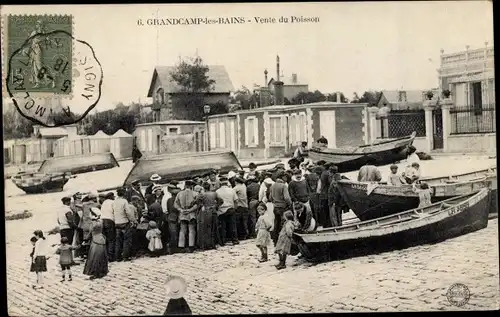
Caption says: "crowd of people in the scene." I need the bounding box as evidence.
[27,143,425,290]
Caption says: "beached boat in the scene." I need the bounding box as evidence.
[308,132,416,173]
[123,150,243,186]
[293,189,490,261]
[38,152,120,175]
[11,172,70,194]
[337,167,497,221]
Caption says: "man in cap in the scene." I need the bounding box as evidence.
[271,163,286,182]
[148,186,164,231]
[293,141,309,163]
[174,180,198,253]
[113,187,137,262]
[165,182,182,254]
[305,165,322,223]
[233,177,249,240]
[244,162,260,180]
[216,176,239,245]
[327,165,349,227]
[246,176,261,237]
[58,196,77,246]
[208,170,221,191]
[269,171,292,246]
[100,192,116,261]
[357,155,382,183]
[317,162,334,228]
[288,169,310,208]
[317,136,328,146]
[126,180,145,205]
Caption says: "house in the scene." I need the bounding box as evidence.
[380,89,439,110]
[133,120,206,156]
[268,73,309,102]
[370,44,495,154]
[146,65,234,121]
[206,101,369,160]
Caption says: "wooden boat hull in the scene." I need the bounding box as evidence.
[293,189,490,261]
[337,172,496,221]
[308,133,416,173]
[123,150,243,186]
[38,152,120,175]
[11,173,69,194]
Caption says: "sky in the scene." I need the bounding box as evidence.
[2,2,494,111]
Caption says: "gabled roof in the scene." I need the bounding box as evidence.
[91,130,110,139]
[112,129,132,137]
[147,65,234,97]
[135,120,205,127]
[268,76,308,86]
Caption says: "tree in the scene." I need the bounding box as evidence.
[326,92,349,103]
[352,91,382,106]
[230,86,252,110]
[290,90,326,104]
[169,56,227,119]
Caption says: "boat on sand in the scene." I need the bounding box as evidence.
[11,172,70,194]
[123,150,242,186]
[38,152,120,175]
[293,189,490,261]
[337,167,496,221]
[308,132,416,173]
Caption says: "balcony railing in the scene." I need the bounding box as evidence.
[450,104,496,134]
[441,47,494,65]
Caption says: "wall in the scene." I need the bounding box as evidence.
[283,85,309,101]
[335,106,364,147]
[447,133,496,154]
[411,137,431,153]
[207,115,238,152]
[238,111,266,159]
[134,123,205,156]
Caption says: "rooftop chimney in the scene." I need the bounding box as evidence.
[336,92,342,104]
[264,69,268,86]
[274,55,284,105]
[276,55,280,82]
[292,73,297,84]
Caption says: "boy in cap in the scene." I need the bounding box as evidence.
[165,182,181,254]
[59,196,77,247]
[388,164,405,186]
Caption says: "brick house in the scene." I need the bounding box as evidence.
[268,73,309,102]
[207,101,369,160]
[146,65,234,121]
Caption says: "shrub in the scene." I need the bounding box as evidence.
[5,210,33,221]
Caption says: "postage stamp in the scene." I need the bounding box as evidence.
[3,14,73,97]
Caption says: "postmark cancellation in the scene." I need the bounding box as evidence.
[2,14,74,98]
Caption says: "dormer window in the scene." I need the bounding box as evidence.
[156,88,165,104]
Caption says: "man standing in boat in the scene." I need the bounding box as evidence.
[293,141,309,163]
[316,136,328,148]
[357,156,382,182]
[328,165,349,227]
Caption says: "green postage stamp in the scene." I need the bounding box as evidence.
[4,15,73,96]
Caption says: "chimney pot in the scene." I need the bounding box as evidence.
[292,73,297,84]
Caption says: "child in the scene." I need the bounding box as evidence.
[255,203,272,262]
[163,276,192,315]
[388,165,405,186]
[413,182,432,208]
[83,221,108,280]
[32,230,49,289]
[29,236,38,276]
[274,210,296,270]
[403,162,421,184]
[146,221,163,257]
[55,237,77,282]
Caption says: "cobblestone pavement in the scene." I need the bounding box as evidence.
[6,217,499,315]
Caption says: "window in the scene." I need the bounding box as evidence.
[147,128,153,151]
[140,130,146,151]
[269,116,283,144]
[209,122,216,149]
[168,127,178,134]
[289,115,296,145]
[156,88,165,104]
[245,116,258,146]
[219,122,226,148]
[299,113,306,142]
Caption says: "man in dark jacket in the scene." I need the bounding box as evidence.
[269,171,292,246]
[132,144,143,163]
[318,163,333,228]
[328,165,349,227]
[305,166,321,222]
[246,177,261,238]
[165,183,181,254]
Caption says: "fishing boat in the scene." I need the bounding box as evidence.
[38,152,120,175]
[11,172,70,194]
[123,150,243,186]
[337,167,497,221]
[308,132,416,173]
[293,189,490,261]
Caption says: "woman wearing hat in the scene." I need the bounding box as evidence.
[193,182,223,250]
[83,220,108,280]
[163,276,192,315]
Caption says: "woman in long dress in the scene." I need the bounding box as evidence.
[193,182,223,250]
[83,220,108,279]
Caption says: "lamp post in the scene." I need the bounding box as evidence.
[204,105,211,151]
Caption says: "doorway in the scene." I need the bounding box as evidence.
[432,109,443,150]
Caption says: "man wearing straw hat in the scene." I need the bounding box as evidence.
[145,174,162,197]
